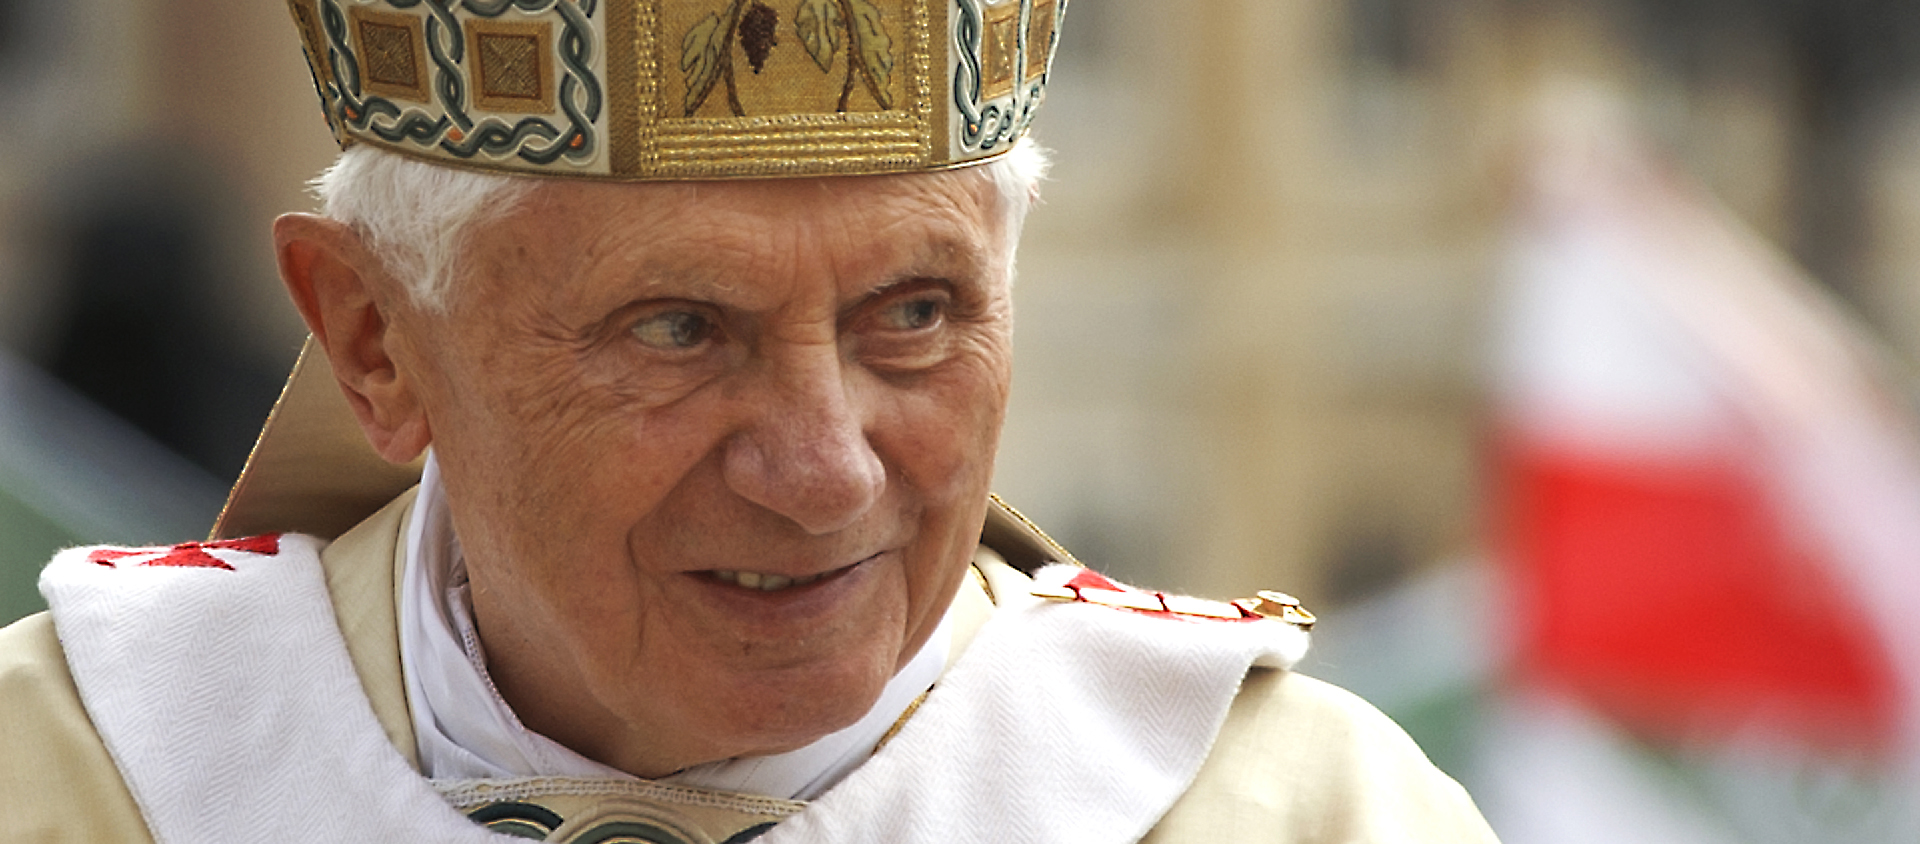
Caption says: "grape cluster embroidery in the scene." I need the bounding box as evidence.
[681,0,896,116]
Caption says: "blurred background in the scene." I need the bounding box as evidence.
[5,0,1920,838]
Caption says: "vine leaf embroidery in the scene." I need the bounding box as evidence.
[794,0,843,72]
[845,0,893,109]
[681,10,729,114]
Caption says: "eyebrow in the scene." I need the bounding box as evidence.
[611,262,747,304]
[575,194,999,308]
[895,227,996,281]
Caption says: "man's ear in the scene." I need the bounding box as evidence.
[273,213,432,464]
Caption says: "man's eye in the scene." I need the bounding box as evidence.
[630,310,714,349]
[880,297,943,331]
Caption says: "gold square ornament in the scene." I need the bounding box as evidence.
[349,7,430,102]
[469,20,557,113]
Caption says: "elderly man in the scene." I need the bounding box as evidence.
[0,0,1498,841]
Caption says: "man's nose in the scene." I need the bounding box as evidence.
[720,348,885,535]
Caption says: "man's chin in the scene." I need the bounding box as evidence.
[734,663,891,728]
[656,684,887,769]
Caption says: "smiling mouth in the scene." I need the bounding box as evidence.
[709,569,830,592]
[706,556,873,593]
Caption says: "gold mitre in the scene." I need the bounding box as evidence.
[282,0,1066,179]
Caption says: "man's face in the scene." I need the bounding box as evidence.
[382,169,1014,777]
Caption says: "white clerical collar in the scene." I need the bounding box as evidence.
[398,452,951,799]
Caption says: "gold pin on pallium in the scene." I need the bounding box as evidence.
[1078,587,1165,613]
[1159,595,1244,620]
[1234,591,1316,630]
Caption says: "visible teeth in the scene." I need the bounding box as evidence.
[713,569,827,591]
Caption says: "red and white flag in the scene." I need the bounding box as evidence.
[1490,92,1920,770]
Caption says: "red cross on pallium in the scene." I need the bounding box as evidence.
[88,534,282,571]
[1063,569,1123,593]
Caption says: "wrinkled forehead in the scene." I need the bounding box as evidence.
[507,167,1008,265]
[521,164,1006,224]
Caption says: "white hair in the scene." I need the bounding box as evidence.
[983,135,1050,244]
[314,139,1049,311]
